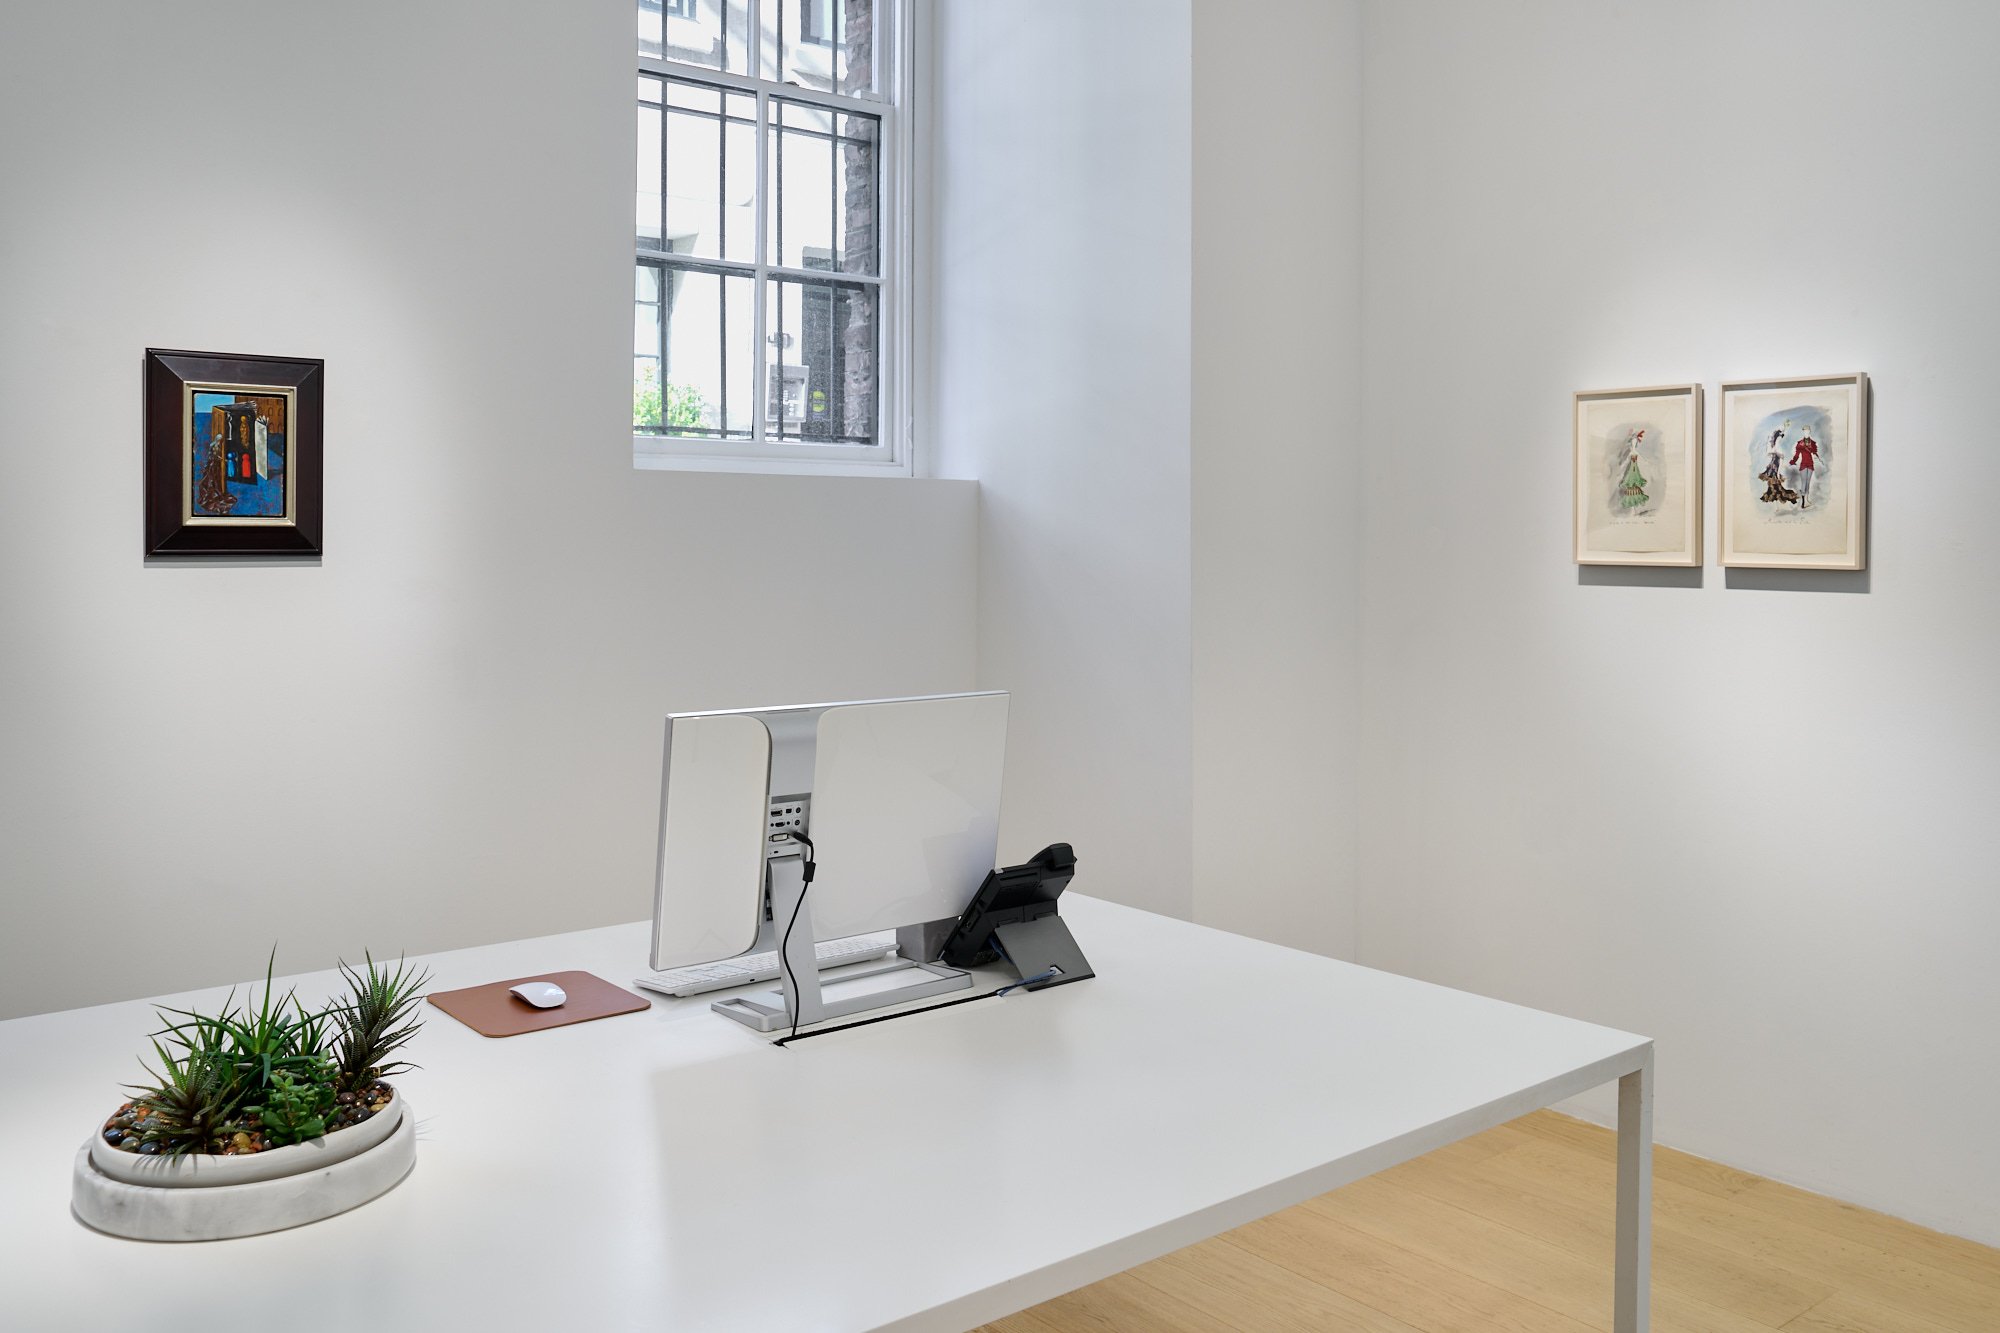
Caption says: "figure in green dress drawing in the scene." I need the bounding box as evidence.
[1617,429,1649,510]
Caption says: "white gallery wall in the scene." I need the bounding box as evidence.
[931,0,1196,917]
[0,0,977,1019]
[1357,0,2000,1243]
[5,0,1994,1250]
[1191,0,1362,959]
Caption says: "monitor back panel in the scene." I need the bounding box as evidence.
[650,711,772,970]
[806,693,1008,939]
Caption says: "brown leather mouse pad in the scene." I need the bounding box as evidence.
[428,970,651,1038]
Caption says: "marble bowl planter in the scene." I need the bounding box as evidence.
[72,1090,414,1241]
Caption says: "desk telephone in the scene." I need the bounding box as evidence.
[940,843,1095,990]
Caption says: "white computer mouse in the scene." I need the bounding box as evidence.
[510,980,567,1008]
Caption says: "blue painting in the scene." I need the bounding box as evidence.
[190,391,287,518]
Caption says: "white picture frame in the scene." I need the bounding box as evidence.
[1719,373,1869,571]
[1574,382,1703,566]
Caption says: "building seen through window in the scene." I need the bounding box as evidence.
[635,0,897,464]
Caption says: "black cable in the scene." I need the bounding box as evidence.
[777,829,816,1043]
[769,829,1062,1048]
[774,985,1000,1047]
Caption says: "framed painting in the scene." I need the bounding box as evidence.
[144,348,323,557]
[1719,372,1868,570]
[1573,382,1702,566]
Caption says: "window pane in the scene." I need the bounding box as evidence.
[637,83,662,249]
[767,0,877,96]
[658,82,756,264]
[768,99,878,275]
[765,277,877,443]
[636,263,754,438]
[635,265,662,362]
[640,0,749,77]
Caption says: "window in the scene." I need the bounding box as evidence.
[640,0,701,24]
[798,0,835,48]
[635,0,909,474]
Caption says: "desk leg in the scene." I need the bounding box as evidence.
[1614,1055,1653,1333]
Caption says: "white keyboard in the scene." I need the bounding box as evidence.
[634,935,897,998]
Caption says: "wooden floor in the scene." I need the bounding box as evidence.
[974,1110,2000,1333]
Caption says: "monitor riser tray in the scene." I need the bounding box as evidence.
[712,959,971,1033]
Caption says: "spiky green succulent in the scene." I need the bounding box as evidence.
[154,949,330,1093]
[117,946,428,1155]
[330,952,430,1091]
[127,1040,246,1156]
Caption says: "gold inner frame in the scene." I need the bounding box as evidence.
[181,381,299,527]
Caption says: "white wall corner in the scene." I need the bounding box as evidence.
[1190,0,1365,961]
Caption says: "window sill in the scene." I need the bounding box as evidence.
[633,438,915,479]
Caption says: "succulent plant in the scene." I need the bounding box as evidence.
[330,952,430,1092]
[155,949,331,1095]
[114,945,426,1157]
[127,1040,246,1156]
[248,1060,339,1146]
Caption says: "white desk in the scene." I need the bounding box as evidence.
[0,896,1652,1332]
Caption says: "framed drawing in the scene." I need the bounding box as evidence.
[1719,372,1868,570]
[1573,382,1702,566]
[144,348,323,557]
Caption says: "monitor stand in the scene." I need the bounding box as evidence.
[710,855,972,1034]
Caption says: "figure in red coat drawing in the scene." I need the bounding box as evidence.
[1790,434,1821,509]
[1758,419,1799,506]
[1750,410,1834,513]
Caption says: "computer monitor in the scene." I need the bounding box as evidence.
[650,691,1009,1030]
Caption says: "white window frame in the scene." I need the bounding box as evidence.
[634,0,915,478]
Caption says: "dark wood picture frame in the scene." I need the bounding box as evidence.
[144,348,324,558]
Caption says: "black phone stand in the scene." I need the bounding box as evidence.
[941,844,1094,990]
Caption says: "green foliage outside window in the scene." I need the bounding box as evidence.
[634,364,709,431]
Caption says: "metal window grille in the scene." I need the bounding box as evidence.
[635,0,905,470]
